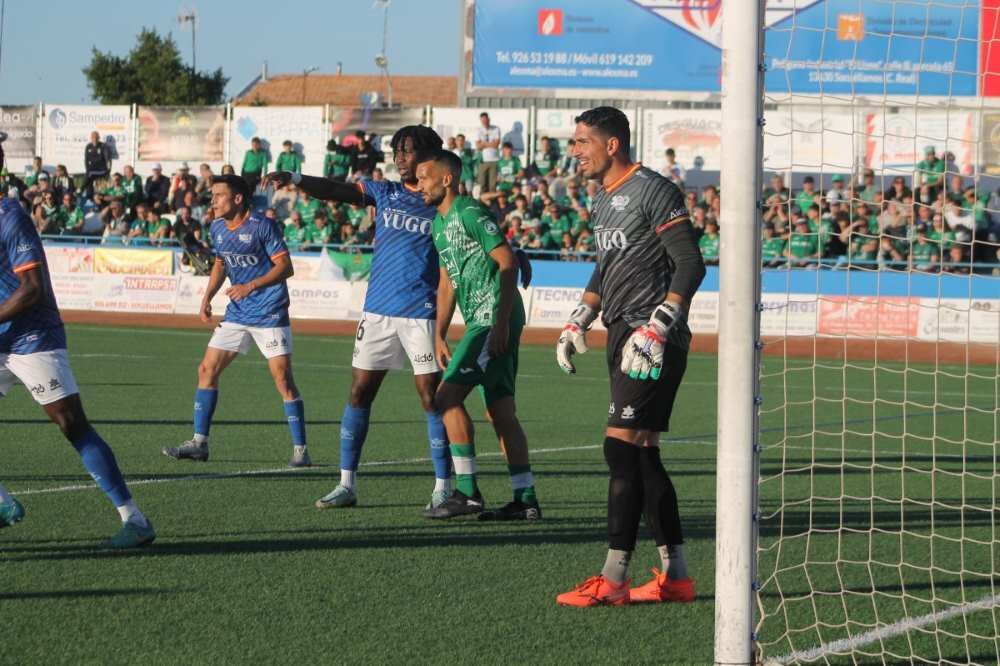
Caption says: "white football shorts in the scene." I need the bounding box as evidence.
[0,348,80,405]
[208,322,293,359]
[352,312,438,375]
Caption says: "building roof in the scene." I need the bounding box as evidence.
[234,73,458,107]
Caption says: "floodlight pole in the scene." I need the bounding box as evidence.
[714,1,765,665]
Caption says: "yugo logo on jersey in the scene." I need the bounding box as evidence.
[594,227,628,251]
[222,253,261,268]
[381,209,432,235]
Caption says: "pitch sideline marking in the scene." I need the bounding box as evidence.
[768,592,1000,664]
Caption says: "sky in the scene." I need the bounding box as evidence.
[0,0,460,104]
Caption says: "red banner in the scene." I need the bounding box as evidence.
[982,0,1000,95]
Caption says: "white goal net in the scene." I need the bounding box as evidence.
[749,1,1000,663]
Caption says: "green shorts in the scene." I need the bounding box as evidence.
[442,318,523,406]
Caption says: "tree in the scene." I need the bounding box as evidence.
[83,28,228,105]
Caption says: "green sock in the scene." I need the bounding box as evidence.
[450,443,478,496]
[509,463,536,504]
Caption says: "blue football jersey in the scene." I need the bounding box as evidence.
[210,214,291,327]
[360,179,438,319]
[0,198,65,354]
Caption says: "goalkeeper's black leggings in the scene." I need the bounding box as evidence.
[605,436,684,551]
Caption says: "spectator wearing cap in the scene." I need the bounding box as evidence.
[857,168,879,203]
[475,112,501,193]
[83,131,112,200]
[825,174,848,204]
[241,137,268,193]
[275,140,302,174]
[915,145,945,196]
[121,165,143,208]
[145,163,169,212]
[794,176,818,214]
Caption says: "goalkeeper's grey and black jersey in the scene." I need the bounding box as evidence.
[588,164,703,349]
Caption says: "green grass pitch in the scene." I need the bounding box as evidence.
[1,324,996,664]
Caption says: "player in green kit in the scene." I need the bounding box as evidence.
[415,149,540,521]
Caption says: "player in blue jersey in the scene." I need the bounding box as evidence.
[162,175,310,467]
[264,126,455,511]
[0,134,155,547]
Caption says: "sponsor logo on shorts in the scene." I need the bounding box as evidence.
[48,378,61,391]
[608,402,615,416]
[412,352,434,364]
[29,384,45,396]
[621,405,636,420]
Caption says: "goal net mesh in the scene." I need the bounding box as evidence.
[753,1,1000,663]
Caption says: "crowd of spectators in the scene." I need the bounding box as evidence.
[3,120,998,274]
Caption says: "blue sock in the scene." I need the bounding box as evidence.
[193,388,219,439]
[71,428,131,507]
[284,399,306,446]
[339,405,371,471]
[426,411,452,479]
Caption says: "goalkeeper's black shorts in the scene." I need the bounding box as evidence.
[605,320,688,432]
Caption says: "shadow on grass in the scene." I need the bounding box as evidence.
[1,515,720,562]
[0,588,181,601]
[759,575,1000,599]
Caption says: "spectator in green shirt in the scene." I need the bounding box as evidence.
[909,226,940,271]
[794,176,819,214]
[786,219,818,267]
[453,133,478,194]
[698,220,720,265]
[856,168,879,203]
[241,137,268,193]
[121,165,144,208]
[304,209,333,250]
[496,142,523,193]
[101,173,126,203]
[346,202,369,229]
[916,145,945,194]
[324,139,353,182]
[33,190,62,235]
[531,136,560,181]
[540,202,571,239]
[929,213,956,252]
[761,223,786,267]
[294,191,322,227]
[284,211,308,250]
[59,192,85,235]
[275,140,302,174]
[147,210,172,245]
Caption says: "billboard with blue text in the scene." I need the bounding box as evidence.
[470,0,981,96]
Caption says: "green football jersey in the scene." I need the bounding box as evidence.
[910,239,938,264]
[699,232,720,260]
[432,195,522,328]
[788,232,818,258]
[275,151,302,174]
[761,236,786,261]
[497,156,521,191]
[295,198,322,226]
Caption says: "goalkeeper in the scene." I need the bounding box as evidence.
[554,107,706,607]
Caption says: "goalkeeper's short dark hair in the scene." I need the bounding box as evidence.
[391,125,443,161]
[575,106,631,154]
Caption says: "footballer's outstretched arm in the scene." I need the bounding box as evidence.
[262,172,372,207]
[0,266,44,325]
[435,267,457,370]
